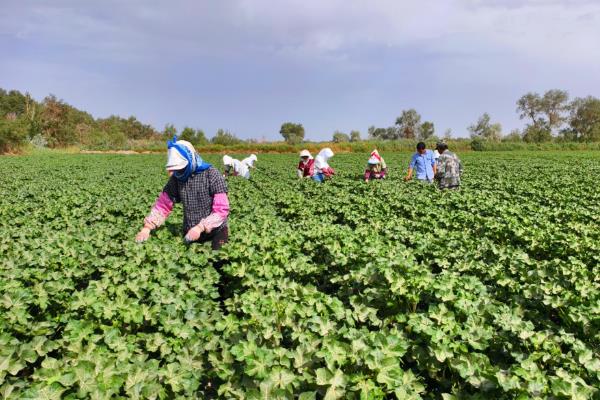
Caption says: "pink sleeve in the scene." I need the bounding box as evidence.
[144,192,174,229]
[154,192,174,217]
[211,193,229,219]
[322,167,335,177]
[364,170,371,180]
[198,193,229,233]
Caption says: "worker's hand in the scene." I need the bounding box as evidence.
[184,224,204,243]
[365,179,369,183]
[403,175,411,182]
[135,227,151,243]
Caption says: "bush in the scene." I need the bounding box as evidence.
[0,118,28,153]
[470,137,485,151]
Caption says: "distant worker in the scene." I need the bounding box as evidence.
[364,149,387,182]
[135,137,229,249]
[223,155,250,179]
[297,149,315,179]
[313,148,335,182]
[404,142,436,183]
[241,154,258,169]
[435,142,463,190]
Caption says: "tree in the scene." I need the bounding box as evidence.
[0,89,28,118]
[567,96,600,142]
[0,117,27,153]
[332,130,350,143]
[163,123,177,137]
[279,122,305,144]
[395,109,421,139]
[502,129,522,142]
[180,127,208,146]
[211,129,242,145]
[368,125,399,140]
[40,95,76,147]
[443,128,452,140]
[517,92,543,126]
[541,89,569,130]
[350,130,361,142]
[419,121,434,140]
[468,113,502,141]
[517,89,569,139]
[523,124,552,143]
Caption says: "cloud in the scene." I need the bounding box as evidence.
[1,0,599,139]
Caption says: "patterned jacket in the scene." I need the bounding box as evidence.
[145,167,229,234]
[435,151,463,189]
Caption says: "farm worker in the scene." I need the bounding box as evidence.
[435,142,463,190]
[364,149,387,182]
[135,137,230,250]
[297,149,315,179]
[313,148,335,182]
[404,142,437,183]
[241,154,258,169]
[223,155,250,179]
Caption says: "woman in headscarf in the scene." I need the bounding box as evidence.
[135,137,230,250]
[297,149,315,179]
[223,155,250,179]
[313,148,335,182]
[364,149,387,182]
[241,154,258,169]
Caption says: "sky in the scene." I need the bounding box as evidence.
[1,0,599,141]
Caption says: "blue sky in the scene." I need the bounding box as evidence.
[1,0,599,140]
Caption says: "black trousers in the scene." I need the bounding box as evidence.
[197,226,229,250]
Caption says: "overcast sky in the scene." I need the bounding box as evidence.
[1,0,599,140]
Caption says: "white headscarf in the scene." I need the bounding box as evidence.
[315,148,334,171]
[166,140,195,170]
[242,154,257,168]
[223,155,250,179]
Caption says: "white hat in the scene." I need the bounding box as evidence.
[299,149,311,158]
[318,148,334,160]
[223,155,234,166]
[166,147,189,170]
[368,156,380,165]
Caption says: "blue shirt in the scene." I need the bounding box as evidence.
[409,150,435,180]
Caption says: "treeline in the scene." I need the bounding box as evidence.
[2,87,599,154]
[344,89,599,150]
[0,88,253,153]
[0,89,161,153]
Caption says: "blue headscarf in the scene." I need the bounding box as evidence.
[167,136,212,182]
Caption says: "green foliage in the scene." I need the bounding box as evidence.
[523,124,553,143]
[1,152,599,398]
[567,96,600,142]
[419,121,435,141]
[179,127,208,146]
[349,130,361,142]
[331,131,350,143]
[0,88,161,153]
[0,117,28,153]
[368,126,398,140]
[163,123,177,137]
[395,109,421,139]
[211,129,242,145]
[468,113,502,141]
[280,122,305,144]
[502,129,522,142]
